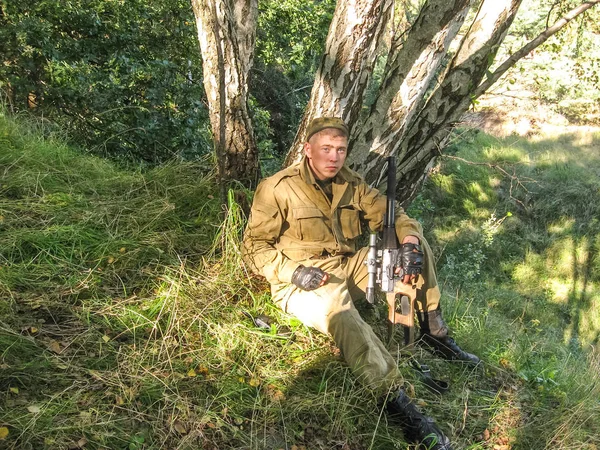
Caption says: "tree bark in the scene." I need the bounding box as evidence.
[283,0,394,166]
[348,0,473,175]
[192,0,259,189]
[373,0,523,205]
[279,0,599,206]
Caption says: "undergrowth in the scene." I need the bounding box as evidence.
[1,113,599,449]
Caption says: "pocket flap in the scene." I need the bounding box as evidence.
[293,207,324,219]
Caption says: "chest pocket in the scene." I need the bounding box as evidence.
[339,206,361,240]
[293,207,330,242]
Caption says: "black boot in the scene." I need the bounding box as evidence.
[386,389,452,450]
[417,309,481,365]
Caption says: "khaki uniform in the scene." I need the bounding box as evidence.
[243,158,441,391]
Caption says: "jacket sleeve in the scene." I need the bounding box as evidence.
[242,180,301,285]
[353,179,424,242]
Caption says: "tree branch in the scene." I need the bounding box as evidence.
[441,154,537,209]
[474,0,600,98]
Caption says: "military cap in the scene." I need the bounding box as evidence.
[306,117,349,142]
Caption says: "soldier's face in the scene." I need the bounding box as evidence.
[304,130,348,180]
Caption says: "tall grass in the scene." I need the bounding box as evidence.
[1,112,600,449]
[411,127,600,449]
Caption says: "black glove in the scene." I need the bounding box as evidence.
[398,243,424,278]
[291,265,328,291]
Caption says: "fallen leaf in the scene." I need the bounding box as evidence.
[77,437,88,448]
[47,340,62,354]
[102,335,111,343]
[119,247,126,253]
[266,384,285,402]
[0,427,9,440]
[249,378,260,387]
[115,395,124,405]
[483,428,490,440]
[173,420,187,434]
[9,387,19,394]
[30,327,38,334]
[27,405,41,413]
[107,256,115,264]
[187,368,197,377]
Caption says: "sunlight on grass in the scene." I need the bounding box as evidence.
[483,145,530,164]
[547,218,575,235]
[2,114,600,449]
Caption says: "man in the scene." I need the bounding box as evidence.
[243,117,479,450]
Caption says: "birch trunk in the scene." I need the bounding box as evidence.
[192,0,259,189]
[348,0,473,175]
[375,0,523,204]
[283,0,394,166]
[280,0,598,207]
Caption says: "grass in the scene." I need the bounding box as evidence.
[1,112,600,449]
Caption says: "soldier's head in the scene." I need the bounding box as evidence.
[304,117,349,181]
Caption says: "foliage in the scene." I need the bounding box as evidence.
[251,0,335,166]
[495,0,600,124]
[255,0,334,77]
[0,0,210,162]
[0,0,337,169]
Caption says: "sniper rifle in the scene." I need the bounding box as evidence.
[365,155,416,349]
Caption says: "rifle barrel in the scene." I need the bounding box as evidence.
[383,156,397,248]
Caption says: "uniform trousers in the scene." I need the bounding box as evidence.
[270,239,441,392]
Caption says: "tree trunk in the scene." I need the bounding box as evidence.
[348,0,473,174]
[374,0,523,205]
[281,0,598,207]
[283,0,394,166]
[192,0,259,189]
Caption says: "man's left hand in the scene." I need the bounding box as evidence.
[397,236,423,284]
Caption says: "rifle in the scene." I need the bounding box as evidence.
[365,155,416,348]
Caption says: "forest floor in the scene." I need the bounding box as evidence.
[1,108,599,450]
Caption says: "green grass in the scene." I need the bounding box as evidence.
[1,112,600,449]
[410,127,600,449]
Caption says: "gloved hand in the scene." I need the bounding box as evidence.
[291,265,328,291]
[398,243,424,279]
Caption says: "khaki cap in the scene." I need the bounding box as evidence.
[306,117,349,142]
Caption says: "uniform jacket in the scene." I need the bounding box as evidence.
[243,158,423,285]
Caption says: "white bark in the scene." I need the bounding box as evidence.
[192,0,259,188]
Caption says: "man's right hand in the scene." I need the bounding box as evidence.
[291,265,329,291]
